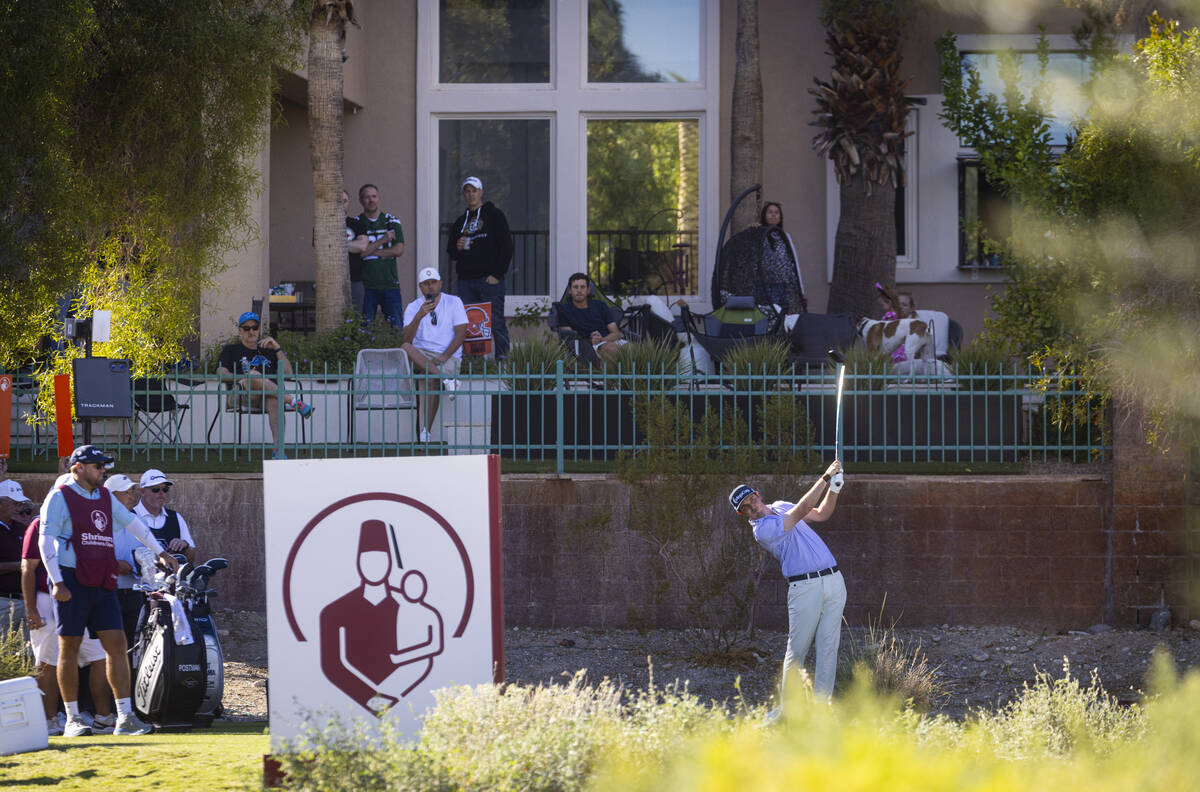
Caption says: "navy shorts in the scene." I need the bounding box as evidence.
[56,567,123,637]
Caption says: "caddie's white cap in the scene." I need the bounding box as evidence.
[105,474,137,493]
[0,479,31,502]
[417,267,441,283]
[462,176,482,191]
[139,469,174,488]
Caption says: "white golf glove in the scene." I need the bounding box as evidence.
[829,472,844,493]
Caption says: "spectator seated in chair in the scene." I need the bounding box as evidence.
[555,273,627,364]
[216,312,313,449]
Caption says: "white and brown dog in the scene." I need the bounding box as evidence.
[856,316,936,363]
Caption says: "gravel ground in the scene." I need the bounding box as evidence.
[215,609,1200,722]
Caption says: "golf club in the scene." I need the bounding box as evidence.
[828,349,846,461]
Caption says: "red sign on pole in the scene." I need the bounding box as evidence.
[54,373,74,459]
[0,376,11,459]
[462,302,493,357]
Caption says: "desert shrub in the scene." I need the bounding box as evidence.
[504,333,573,390]
[606,336,680,392]
[720,338,792,384]
[838,612,945,712]
[0,605,35,681]
[971,658,1146,759]
[839,345,891,391]
[756,394,818,474]
[276,672,733,792]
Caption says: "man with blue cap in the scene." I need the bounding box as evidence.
[38,445,182,736]
[731,459,846,705]
[217,311,314,457]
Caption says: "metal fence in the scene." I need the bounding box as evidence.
[4,361,1109,471]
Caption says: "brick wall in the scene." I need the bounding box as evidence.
[12,454,1196,629]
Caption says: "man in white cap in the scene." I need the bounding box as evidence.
[731,459,846,704]
[108,475,147,644]
[402,267,469,443]
[135,469,196,564]
[446,176,513,357]
[38,444,180,736]
[1,479,34,634]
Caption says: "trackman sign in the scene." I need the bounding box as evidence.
[264,455,503,747]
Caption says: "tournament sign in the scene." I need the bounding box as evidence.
[264,454,503,747]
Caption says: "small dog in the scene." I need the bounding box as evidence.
[856,317,936,364]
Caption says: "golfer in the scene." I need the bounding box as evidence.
[731,460,845,701]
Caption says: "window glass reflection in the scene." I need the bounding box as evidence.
[587,119,699,295]
[439,119,551,295]
[440,0,550,83]
[588,0,700,83]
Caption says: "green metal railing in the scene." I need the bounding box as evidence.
[4,361,1109,472]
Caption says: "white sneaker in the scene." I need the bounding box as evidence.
[113,712,153,736]
[91,713,116,734]
[46,717,64,737]
[75,710,95,728]
[63,716,93,737]
[419,427,431,443]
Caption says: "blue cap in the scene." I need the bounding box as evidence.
[238,311,259,326]
[729,484,756,512]
[68,444,115,468]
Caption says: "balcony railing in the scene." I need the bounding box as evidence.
[5,362,1108,473]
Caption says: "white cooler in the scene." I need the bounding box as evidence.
[0,676,48,755]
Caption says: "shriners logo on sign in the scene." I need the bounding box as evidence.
[281,493,473,717]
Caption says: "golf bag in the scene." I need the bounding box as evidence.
[131,555,229,728]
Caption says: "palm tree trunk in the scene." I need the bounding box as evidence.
[308,7,348,332]
[827,176,896,316]
[730,0,763,233]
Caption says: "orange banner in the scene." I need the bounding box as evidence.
[463,302,494,357]
[0,375,11,459]
[54,373,74,458]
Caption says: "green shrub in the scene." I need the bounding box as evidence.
[838,607,945,712]
[720,338,792,385]
[756,394,818,473]
[606,336,680,392]
[839,345,891,391]
[504,333,573,390]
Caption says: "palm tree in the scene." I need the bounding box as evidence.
[811,0,914,316]
[308,1,355,332]
[730,0,763,233]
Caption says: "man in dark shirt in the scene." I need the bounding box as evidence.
[0,479,33,635]
[557,273,624,363]
[445,176,513,357]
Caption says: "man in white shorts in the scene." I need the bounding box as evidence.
[21,480,113,736]
[401,267,469,443]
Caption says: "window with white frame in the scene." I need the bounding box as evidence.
[417,0,719,302]
[954,35,1094,268]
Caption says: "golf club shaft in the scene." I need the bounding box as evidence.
[834,362,846,461]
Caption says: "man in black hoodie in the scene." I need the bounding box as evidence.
[446,176,513,358]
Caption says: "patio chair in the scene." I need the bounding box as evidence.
[205,375,307,444]
[347,348,416,441]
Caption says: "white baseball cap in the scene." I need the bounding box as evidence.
[417,267,441,284]
[139,469,174,488]
[461,176,482,191]
[106,474,137,494]
[0,479,30,502]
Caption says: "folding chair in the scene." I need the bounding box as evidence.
[131,377,190,444]
[347,348,416,441]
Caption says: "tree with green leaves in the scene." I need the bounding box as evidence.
[0,0,300,427]
[811,0,916,317]
[939,7,1200,448]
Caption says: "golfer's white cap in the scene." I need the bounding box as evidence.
[105,474,137,494]
[0,479,30,502]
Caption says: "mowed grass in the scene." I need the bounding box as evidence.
[0,721,268,791]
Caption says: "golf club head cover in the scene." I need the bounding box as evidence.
[829,472,844,492]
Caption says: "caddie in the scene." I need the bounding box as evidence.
[38,444,181,737]
[731,459,846,703]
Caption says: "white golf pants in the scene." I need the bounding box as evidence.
[782,570,846,699]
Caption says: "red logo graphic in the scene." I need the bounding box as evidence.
[282,493,474,716]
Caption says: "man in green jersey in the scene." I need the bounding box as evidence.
[358,183,406,326]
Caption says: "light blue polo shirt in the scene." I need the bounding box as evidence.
[751,500,838,578]
[40,482,143,570]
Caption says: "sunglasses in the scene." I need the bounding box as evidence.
[147,486,171,493]
[239,324,260,331]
